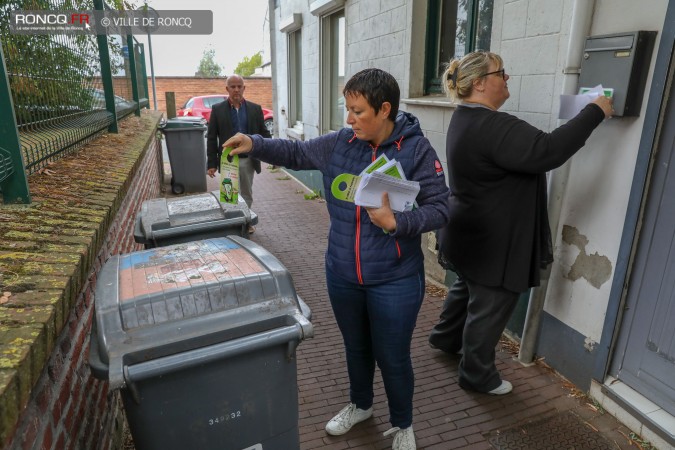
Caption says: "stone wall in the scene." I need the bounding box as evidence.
[0,111,164,449]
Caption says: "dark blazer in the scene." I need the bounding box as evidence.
[206,99,272,173]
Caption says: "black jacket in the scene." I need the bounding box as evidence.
[439,103,605,293]
[206,99,271,173]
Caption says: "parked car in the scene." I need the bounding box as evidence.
[14,88,135,126]
[89,88,135,112]
[177,94,274,134]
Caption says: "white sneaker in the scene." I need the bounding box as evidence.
[383,426,416,450]
[487,379,513,395]
[325,403,373,436]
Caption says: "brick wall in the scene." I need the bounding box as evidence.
[145,76,273,114]
[0,112,163,450]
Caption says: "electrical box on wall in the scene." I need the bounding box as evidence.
[578,31,657,117]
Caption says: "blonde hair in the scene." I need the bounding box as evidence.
[442,51,503,101]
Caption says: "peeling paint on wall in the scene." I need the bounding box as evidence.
[561,225,612,289]
[584,336,597,352]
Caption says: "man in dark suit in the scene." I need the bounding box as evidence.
[207,74,271,233]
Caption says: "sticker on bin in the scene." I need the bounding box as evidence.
[118,239,266,303]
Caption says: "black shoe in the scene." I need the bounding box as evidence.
[429,341,462,355]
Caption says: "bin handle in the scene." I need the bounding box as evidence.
[124,324,304,385]
[150,216,246,240]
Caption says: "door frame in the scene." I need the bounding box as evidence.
[594,3,675,382]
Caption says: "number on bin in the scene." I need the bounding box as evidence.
[208,410,241,426]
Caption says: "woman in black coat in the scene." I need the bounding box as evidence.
[429,51,613,395]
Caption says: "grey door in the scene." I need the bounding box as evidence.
[610,68,675,415]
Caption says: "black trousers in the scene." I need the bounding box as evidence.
[429,276,519,392]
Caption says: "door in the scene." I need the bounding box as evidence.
[610,62,675,415]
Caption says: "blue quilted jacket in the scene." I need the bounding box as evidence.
[250,111,450,285]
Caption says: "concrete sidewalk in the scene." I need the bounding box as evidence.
[163,161,644,449]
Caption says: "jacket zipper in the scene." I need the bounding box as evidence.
[355,205,363,284]
[355,147,380,285]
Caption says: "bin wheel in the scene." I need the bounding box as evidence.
[172,182,185,195]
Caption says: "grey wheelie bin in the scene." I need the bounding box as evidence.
[133,190,258,248]
[159,117,208,194]
[88,237,313,450]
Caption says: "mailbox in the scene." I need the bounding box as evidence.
[578,31,656,117]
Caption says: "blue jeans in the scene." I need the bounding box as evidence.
[326,266,425,428]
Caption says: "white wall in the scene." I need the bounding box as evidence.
[544,0,668,345]
[273,0,322,140]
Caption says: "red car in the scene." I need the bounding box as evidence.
[177,94,274,134]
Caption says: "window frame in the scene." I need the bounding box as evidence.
[288,29,303,126]
[424,0,492,95]
[320,8,346,133]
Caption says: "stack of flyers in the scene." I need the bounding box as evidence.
[360,154,405,179]
[331,154,419,212]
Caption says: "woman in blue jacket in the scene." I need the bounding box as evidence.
[224,68,449,450]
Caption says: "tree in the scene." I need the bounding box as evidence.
[196,48,222,77]
[0,0,127,124]
[233,51,262,77]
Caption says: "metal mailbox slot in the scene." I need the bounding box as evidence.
[578,31,656,117]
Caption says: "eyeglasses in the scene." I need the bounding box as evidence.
[481,69,506,80]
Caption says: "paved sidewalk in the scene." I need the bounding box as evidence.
[162,162,641,449]
[236,167,641,450]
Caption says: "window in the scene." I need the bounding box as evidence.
[424,0,493,94]
[204,96,226,108]
[321,9,345,132]
[288,29,303,125]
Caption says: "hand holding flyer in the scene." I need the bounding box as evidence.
[354,171,420,211]
[331,156,420,212]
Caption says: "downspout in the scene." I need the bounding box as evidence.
[518,0,596,364]
[268,0,278,137]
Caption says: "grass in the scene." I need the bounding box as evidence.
[304,189,321,200]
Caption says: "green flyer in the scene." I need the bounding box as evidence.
[220,147,239,204]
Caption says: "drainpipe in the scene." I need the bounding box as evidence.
[268,0,278,136]
[518,0,596,364]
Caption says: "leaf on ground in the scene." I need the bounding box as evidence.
[425,284,447,298]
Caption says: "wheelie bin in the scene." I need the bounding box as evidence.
[133,190,258,248]
[159,117,208,194]
[88,237,313,450]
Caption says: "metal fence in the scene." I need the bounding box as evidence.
[0,0,150,204]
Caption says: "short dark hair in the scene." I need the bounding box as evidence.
[343,68,399,120]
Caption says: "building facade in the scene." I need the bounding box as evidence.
[267,0,675,448]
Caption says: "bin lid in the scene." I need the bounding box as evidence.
[159,116,207,130]
[135,191,257,244]
[92,236,312,389]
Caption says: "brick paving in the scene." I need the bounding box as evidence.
[190,165,638,449]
